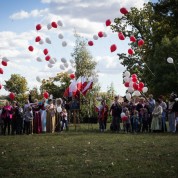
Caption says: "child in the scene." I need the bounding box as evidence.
[61,108,68,131]
[125,110,131,133]
[131,110,139,133]
[24,107,33,135]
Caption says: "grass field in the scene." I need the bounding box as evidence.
[0,124,178,178]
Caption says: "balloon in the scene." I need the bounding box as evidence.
[118,32,125,40]
[129,81,134,87]
[45,37,51,44]
[130,36,136,42]
[0,84,2,90]
[93,35,98,40]
[2,57,9,62]
[110,44,117,52]
[122,116,128,121]
[62,41,67,47]
[121,112,126,118]
[51,21,57,28]
[36,76,41,82]
[58,33,64,39]
[132,77,137,83]
[128,87,134,93]
[39,39,44,45]
[67,69,74,74]
[126,93,131,101]
[57,20,63,27]
[70,74,75,79]
[0,68,4,74]
[43,49,48,55]
[48,63,53,68]
[57,106,62,113]
[88,40,94,46]
[60,64,65,70]
[43,92,49,99]
[47,23,52,30]
[124,71,130,77]
[2,61,7,66]
[105,19,111,26]
[45,55,51,61]
[9,92,15,100]
[103,32,107,37]
[64,63,69,68]
[61,58,67,63]
[128,48,134,55]
[124,82,129,87]
[28,46,34,52]
[167,57,173,64]
[35,36,41,42]
[49,58,55,64]
[123,76,130,82]
[133,83,138,90]
[98,31,103,38]
[138,39,144,47]
[53,58,57,63]
[120,7,129,15]
[131,74,137,78]
[36,57,42,62]
[138,87,143,92]
[36,24,42,31]
[134,90,141,96]
[142,87,148,93]
[139,82,144,89]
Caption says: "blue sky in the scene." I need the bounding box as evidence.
[0,0,156,96]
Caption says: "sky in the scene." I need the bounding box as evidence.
[0,0,157,97]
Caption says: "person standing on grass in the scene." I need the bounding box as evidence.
[125,110,131,133]
[0,106,4,135]
[40,98,48,133]
[172,97,178,132]
[55,98,63,132]
[109,96,122,132]
[24,106,33,135]
[61,108,68,131]
[131,110,139,133]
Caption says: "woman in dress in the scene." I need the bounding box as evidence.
[55,98,63,132]
[46,99,56,133]
[151,99,163,132]
[40,98,48,133]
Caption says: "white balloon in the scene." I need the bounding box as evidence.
[167,57,173,64]
[57,20,63,27]
[47,23,52,30]
[94,77,98,82]
[121,112,126,118]
[126,93,131,101]
[36,76,41,82]
[103,32,107,37]
[128,87,134,93]
[45,37,51,44]
[48,63,53,68]
[70,59,74,64]
[49,94,53,99]
[123,76,130,82]
[60,64,65,70]
[58,33,64,39]
[36,57,42,62]
[67,69,74,74]
[39,39,44,45]
[93,35,98,40]
[49,58,55,64]
[134,90,141,96]
[61,58,67,63]
[64,63,69,68]
[62,41,67,47]
[142,87,148,93]
[124,71,130,77]
[57,106,62,113]
[53,58,57,62]
[2,57,9,62]
[129,81,134,87]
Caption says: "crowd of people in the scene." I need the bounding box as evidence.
[97,93,178,133]
[0,92,178,136]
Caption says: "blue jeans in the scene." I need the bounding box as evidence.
[61,119,68,131]
[99,120,105,131]
[168,112,176,132]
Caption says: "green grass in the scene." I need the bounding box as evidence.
[0,124,178,178]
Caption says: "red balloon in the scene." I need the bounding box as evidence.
[139,82,144,89]
[0,84,2,89]
[130,36,136,42]
[120,7,129,15]
[105,19,111,26]
[128,48,134,55]
[122,116,128,121]
[132,77,137,83]
[124,82,129,87]
[45,55,51,61]
[35,36,41,42]
[133,83,138,90]
[110,44,117,52]
[138,87,143,92]
[131,74,137,78]
[98,31,103,38]
[51,22,57,28]
[36,24,42,31]
[43,48,48,55]
[138,39,144,47]
[0,68,3,74]
[2,61,7,66]
[43,92,49,99]
[70,74,75,79]
[9,92,15,100]
[88,41,94,46]
[28,46,34,52]
[118,32,125,40]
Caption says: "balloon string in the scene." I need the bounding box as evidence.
[144,62,155,77]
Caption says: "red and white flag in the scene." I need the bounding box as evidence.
[77,76,87,91]
[63,79,78,97]
[81,80,93,96]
